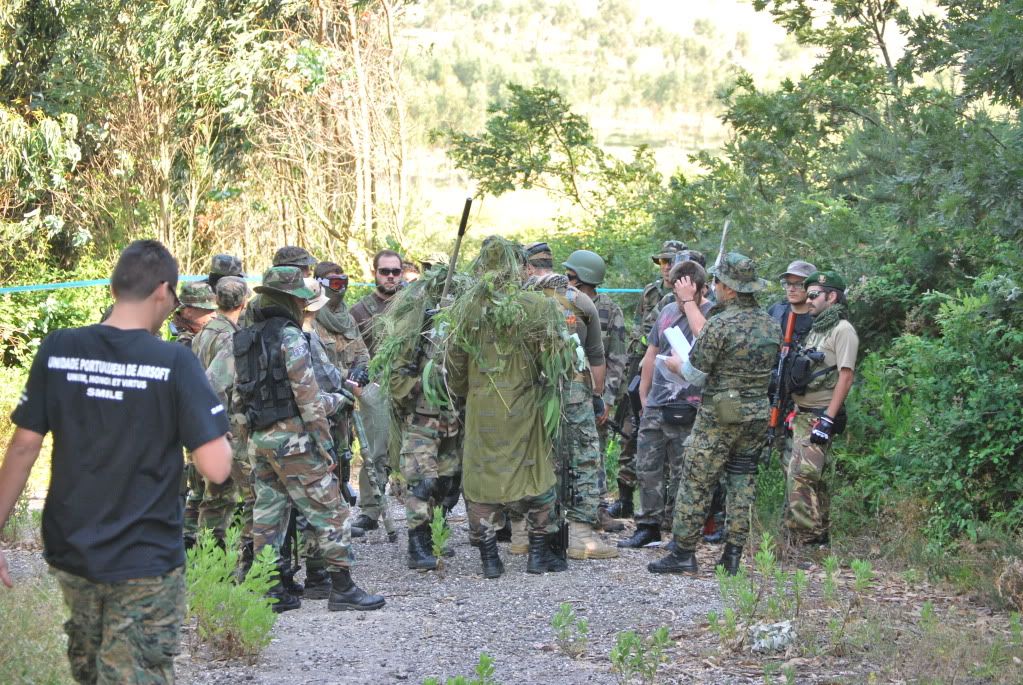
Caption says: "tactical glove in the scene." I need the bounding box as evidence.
[592,394,606,418]
[348,366,370,387]
[810,413,835,445]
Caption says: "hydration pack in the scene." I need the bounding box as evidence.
[233,317,301,431]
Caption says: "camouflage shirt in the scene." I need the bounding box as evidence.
[191,313,237,371]
[350,290,394,356]
[592,291,628,406]
[312,303,370,375]
[687,296,780,402]
[630,279,669,355]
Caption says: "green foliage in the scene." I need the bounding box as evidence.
[421,653,498,685]
[185,527,277,661]
[609,626,671,685]
[0,574,73,684]
[430,505,450,568]
[550,602,589,657]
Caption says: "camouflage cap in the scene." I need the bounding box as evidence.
[210,253,244,278]
[708,252,768,293]
[178,281,216,310]
[272,245,317,268]
[254,266,316,298]
[215,276,249,310]
[804,270,847,292]
[651,240,688,263]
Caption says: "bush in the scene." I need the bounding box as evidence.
[0,575,73,684]
[185,528,277,661]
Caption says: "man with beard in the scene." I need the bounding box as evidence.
[351,249,403,356]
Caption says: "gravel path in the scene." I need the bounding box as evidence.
[176,499,727,685]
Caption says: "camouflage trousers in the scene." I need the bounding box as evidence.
[182,445,255,545]
[182,457,201,540]
[556,380,602,526]
[51,565,185,685]
[399,413,462,529]
[784,411,832,543]
[635,406,692,528]
[356,384,391,520]
[614,418,638,489]
[671,407,766,550]
[467,486,558,543]
[249,436,354,571]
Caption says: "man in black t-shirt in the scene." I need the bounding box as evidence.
[0,240,231,685]
[766,260,817,345]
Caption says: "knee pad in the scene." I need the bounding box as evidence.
[410,477,437,502]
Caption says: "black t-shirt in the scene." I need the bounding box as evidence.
[11,324,228,582]
[767,302,814,345]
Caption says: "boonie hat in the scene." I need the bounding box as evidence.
[803,271,847,292]
[215,276,249,310]
[272,246,317,268]
[708,252,768,293]
[178,281,216,310]
[255,266,316,298]
[779,260,817,280]
[303,278,329,312]
[210,254,244,278]
[651,240,687,263]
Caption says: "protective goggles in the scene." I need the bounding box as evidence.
[317,275,349,292]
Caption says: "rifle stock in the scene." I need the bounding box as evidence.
[765,311,798,457]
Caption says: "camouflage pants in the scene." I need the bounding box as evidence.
[784,411,831,543]
[249,438,354,571]
[399,414,461,529]
[556,380,602,526]
[356,384,391,520]
[199,448,255,543]
[671,407,766,550]
[635,406,692,528]
[467,487,558,543]
[52,565,185,685]
[182,457,202,540]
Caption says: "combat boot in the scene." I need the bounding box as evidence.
[567,520,620,560]
[478,535,504,579]
[717,543,743,576]
[495,517,513,542]
[266,581,301,613]
[279,562,304,597]
[618,523,660,548]
[607,484,634,519]
[647,546,698,574]
[597,505,626,532]
[303,567,332,599]
[327,569,386,611]
[508,517,528,555]
[407,524,438,570]
[526,533,568,574]
[352,513,379,531]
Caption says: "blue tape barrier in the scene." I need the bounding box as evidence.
[0,277,644,296]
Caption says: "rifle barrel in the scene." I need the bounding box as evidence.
[441,197,473,300]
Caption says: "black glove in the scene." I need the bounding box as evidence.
[348,366,370,387]
[592,395,606,418]
[810,413,835,445]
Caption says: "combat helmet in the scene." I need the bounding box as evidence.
[563,250,606,285]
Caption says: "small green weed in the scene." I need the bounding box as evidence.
[430,505,450,573]
[610,626,671,685]
[551,602,589,657]
[422,652,499,685]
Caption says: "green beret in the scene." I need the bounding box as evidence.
[804,271,846,292]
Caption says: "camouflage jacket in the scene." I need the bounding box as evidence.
[685,297,779,414]
[230,324,345,453]
[313,303,370,374]
[526,274,605,369]
[350,290,393,356]
[593,291,628,406]
[630,279,669,356]
[191,313,236,371]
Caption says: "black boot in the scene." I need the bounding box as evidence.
[717,543,743,576]
[350,524,367,539]
[183,535,196,552]
[479,535,504,579]
[303,567,332,599]
[327,569,385,611]
[607,484,634,519]
[527,533,567,574]
[407,524,438,570]
[495,517,513,542]
[279,562,304,597]
[618,523,660,548]
[647,546,698,574]
[352,513,379,531]
[266,580,301,613]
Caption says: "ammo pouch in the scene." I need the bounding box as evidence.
[711,389,743,425]
[660,401,697,426]
[787,347,837,395]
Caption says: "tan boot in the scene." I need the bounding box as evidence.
[567,520,620,560]
[509,517,528,555]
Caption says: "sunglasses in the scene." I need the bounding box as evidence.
[806,290,826,300]
[377,267,402,277]
[318,275,349,292]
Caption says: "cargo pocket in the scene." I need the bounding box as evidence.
[711,390,743,425]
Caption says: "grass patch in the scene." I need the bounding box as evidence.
[0,574,73,684]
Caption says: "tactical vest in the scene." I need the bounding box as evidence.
[233,317,302,431]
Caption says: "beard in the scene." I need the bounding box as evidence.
[376,281,400,295]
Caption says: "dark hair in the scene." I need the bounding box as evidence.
[823,286,847,306]
[314,261,345,279]
[110,240,178,302]
[668,260,706,290]
[373,249,402,270]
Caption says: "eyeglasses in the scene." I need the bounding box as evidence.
[318,275,349,292]
[165,282,181,309]
[657,258,672,266]
[806,290,826,300]
[377,267,401,277]
[780,280,806,290]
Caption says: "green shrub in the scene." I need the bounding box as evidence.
[185,528,277,661]
[0,574,73,684]
[609,626,671,685]
[422,653,499,685]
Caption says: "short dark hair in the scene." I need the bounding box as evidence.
[111,240,178,302]
[668,260,706,291]
[823,286,847,306]
[314,261,344,279]
[373,249,401,270]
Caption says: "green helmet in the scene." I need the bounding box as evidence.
[562,250,606,285]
